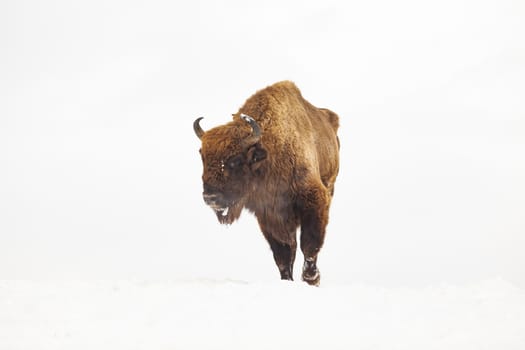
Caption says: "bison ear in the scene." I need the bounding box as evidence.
[247,143,267,171]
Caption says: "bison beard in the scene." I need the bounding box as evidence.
[193,81,340,286]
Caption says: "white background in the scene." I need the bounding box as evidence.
[1,0,524,287]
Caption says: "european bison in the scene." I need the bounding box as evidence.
[193,81,340,286]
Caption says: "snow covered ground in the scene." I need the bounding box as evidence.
[1,279,524,350]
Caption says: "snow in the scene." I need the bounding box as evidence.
[1,279,524,349]
[1,0,525,348]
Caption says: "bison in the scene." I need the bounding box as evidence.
[193,81,340,286]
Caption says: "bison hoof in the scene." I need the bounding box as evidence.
[302,258,320,286]
[281,274,293,281]
[279,268,293,281]
[302,271,320,286]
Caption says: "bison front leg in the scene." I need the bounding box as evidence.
[268,238,297,281]
[299,185,331,286]
[259,225,297,281]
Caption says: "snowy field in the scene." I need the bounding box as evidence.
[1,279,525,349]
[2,0,525,349]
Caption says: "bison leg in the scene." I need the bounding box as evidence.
[299,185,330,286]
[300,219,323,286]
[260,230,297,281]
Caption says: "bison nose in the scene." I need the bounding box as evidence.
[202,184,223,206]
[203,183,219,196]
[203,192,218,203]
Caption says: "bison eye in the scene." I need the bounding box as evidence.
[226,156,243,169]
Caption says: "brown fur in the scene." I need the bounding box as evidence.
[196,81,340,285]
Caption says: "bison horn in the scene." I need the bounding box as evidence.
[241,114,261,145]
[193,117,205,139]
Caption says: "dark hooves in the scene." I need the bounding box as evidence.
[303,272,321,287]
[302,269,320,287]
[280,268,294,281]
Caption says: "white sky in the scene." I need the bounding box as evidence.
[1,0,524,286]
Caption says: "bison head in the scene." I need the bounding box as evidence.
[194,114,268,224]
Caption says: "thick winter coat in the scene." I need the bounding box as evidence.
[193,81,340,285]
